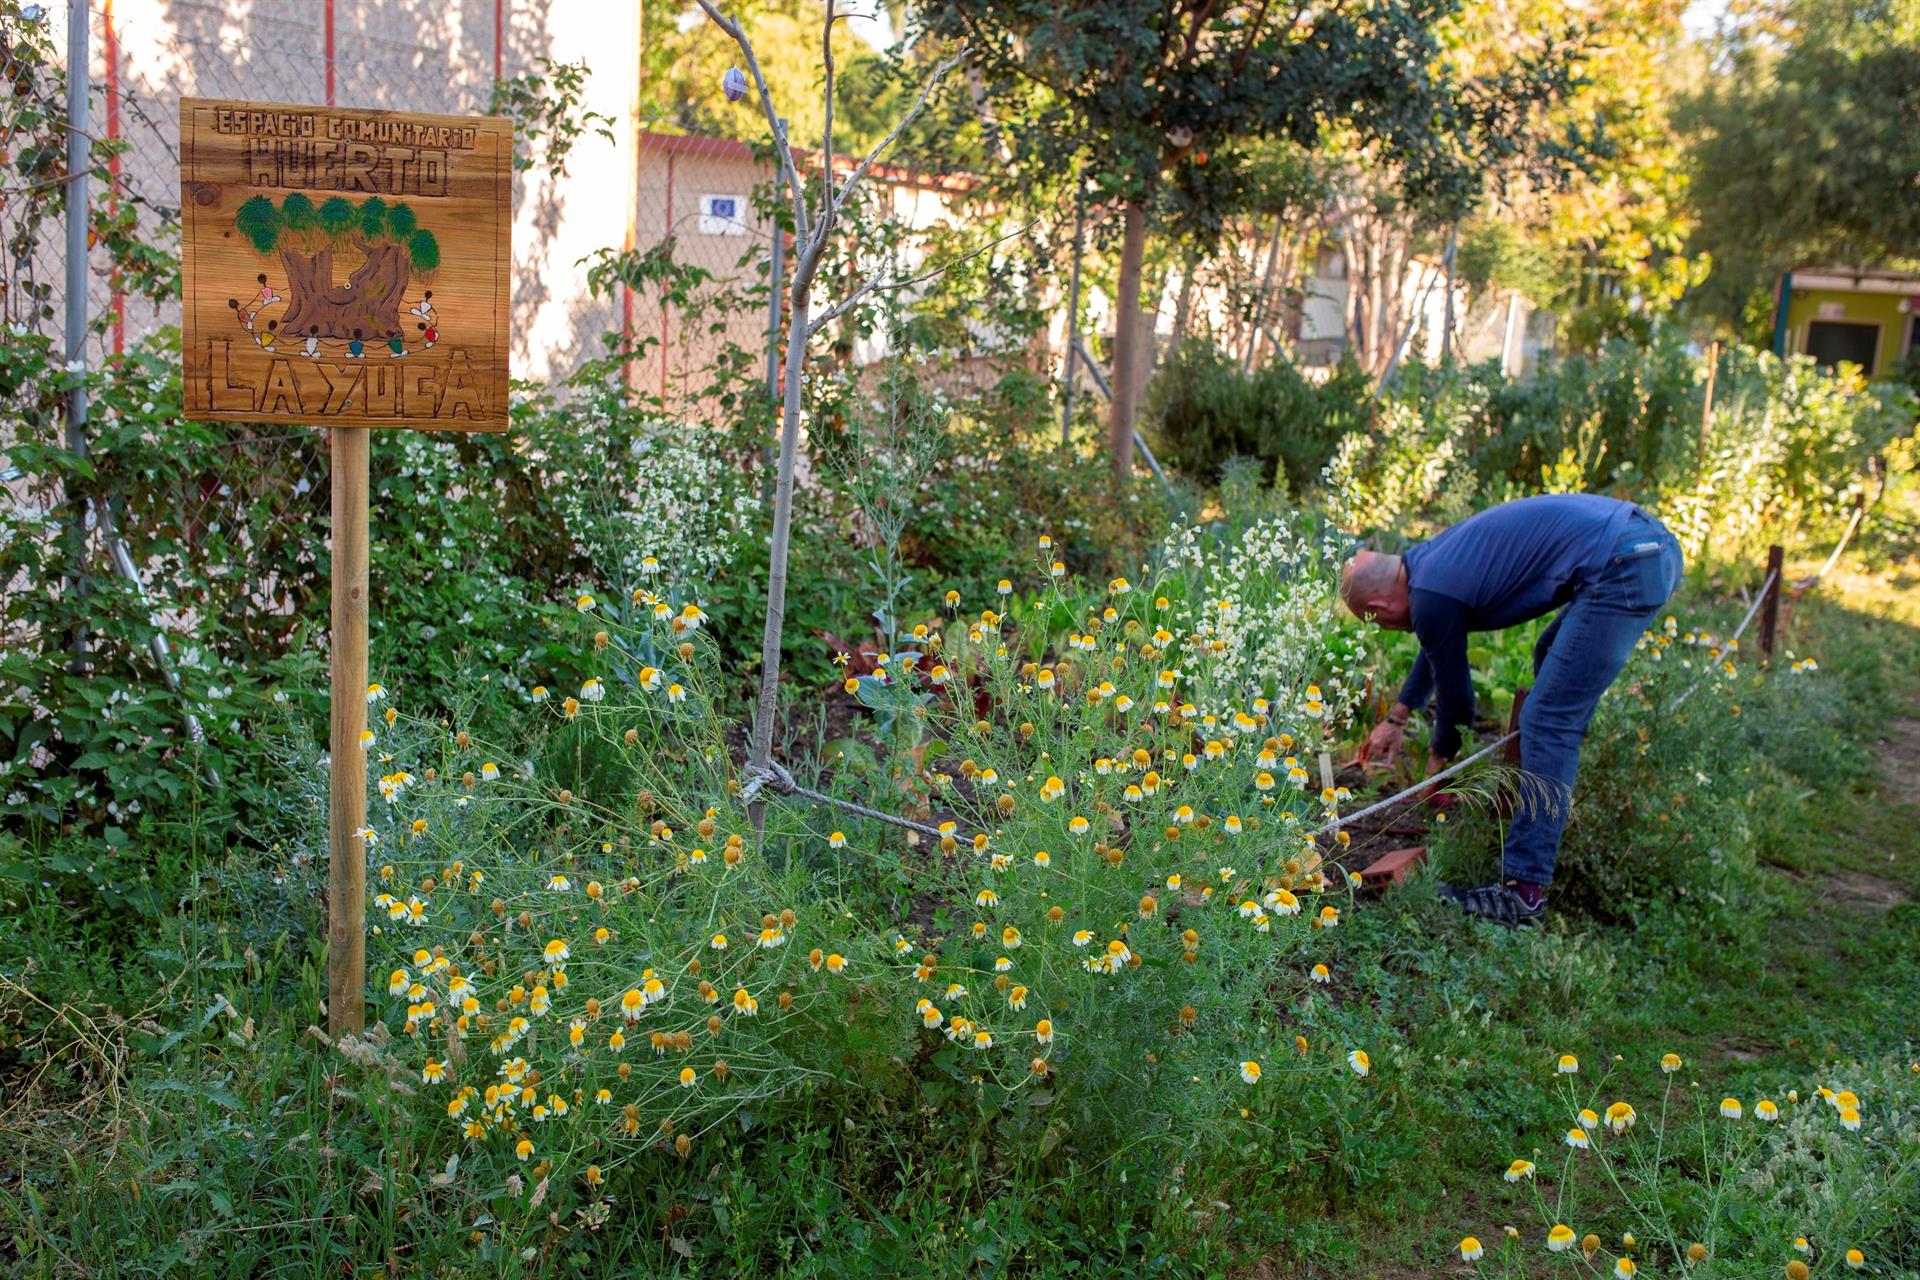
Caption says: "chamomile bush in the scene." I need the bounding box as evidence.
[1455,1049,1920,1277]
[331,586,899,1259]
[835,511,1384,1158]
[305,500,1412,1260]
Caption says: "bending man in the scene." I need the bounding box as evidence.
[1340,493,1682,925]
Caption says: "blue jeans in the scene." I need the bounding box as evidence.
[1504,511,1683,885]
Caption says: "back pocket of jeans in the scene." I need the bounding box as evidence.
[1613,540,1674,608]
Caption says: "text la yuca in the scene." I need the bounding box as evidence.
[197,339,490,423]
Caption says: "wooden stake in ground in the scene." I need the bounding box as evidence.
[328,426,369,1037]
[1759,544,1784,661]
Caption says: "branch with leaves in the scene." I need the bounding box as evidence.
[691,0,972,830]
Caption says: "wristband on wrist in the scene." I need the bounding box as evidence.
[1386,712,1408,726]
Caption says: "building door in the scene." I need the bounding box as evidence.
[1804,320,1880,372]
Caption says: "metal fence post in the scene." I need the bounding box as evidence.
[762,117,786,511]
[1061,172,1085,448]
[766,119,785,403]
[61,1,92,665]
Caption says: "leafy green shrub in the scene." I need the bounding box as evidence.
[1313,334,1914,551]
[1458,613,1842,924]
[1146,340,1372,495]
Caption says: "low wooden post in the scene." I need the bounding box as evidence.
[1697,340,1719,462]
[1759,544,1784,661]
[328,425,369,1039]
[1504,686,1530,764]
[1496,686,1530,820]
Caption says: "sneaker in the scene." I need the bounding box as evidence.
[1438,880,1546,927]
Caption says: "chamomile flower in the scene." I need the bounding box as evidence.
[1240,1061,1262,1084]
[1616,1258,1636,1278]
[1565,1127,1590,1149]
[1548,1225,1576,1253]
[1310,963,1331,984]
[1846,1249,1865,1270]
[1661,1052,1683,1073]
[1504,1158,1535,1183]
[1347,1049,1370,1077]
[1606,1101,1636,1133]
[1720,1097,1743,1119]
[1459,1237,1483,1262]
[1756,1098,1780,1121]
[1557,1054,1579,1075]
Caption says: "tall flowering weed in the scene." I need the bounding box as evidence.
[1454,1050,1920,1277]
[337,510,1395,1237]
[841,514,1384,1142]
[344,588,892,1224]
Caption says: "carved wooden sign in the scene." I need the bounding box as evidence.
[180,98,511,430]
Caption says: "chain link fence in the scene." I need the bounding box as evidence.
[3,1,791,675]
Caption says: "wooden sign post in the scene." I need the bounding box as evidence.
[180,98,512,1038]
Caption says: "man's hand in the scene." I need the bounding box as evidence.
[1359,709,1409,771]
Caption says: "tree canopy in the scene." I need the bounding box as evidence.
[1684,0,1920,333]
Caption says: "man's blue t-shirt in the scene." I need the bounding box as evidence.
[1397,494,1636,756]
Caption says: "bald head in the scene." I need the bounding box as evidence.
[1340,550,1412,630]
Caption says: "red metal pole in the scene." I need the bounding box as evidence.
[660,148,673,398]
[103,0,123,355]
[324,0,335,105]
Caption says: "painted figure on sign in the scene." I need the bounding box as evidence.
[348,329,365,359]
[388,332,407,358]
[258,318,278,351]
[245,272,279,326]
[303,326,321,359]
[410,292,437,348]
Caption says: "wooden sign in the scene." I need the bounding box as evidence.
[179,98,510,431]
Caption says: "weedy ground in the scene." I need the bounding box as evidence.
[2,541,1916,1279]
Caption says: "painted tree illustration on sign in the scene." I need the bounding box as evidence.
[233,194,441,342]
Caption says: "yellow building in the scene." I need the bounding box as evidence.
[1771,266,1920,379]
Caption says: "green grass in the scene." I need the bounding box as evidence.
[4,548,1918,1278]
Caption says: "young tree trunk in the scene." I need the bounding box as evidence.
[1243,217,1282,372]
[1169,246,1196,353]
[1108,199,1148,480]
